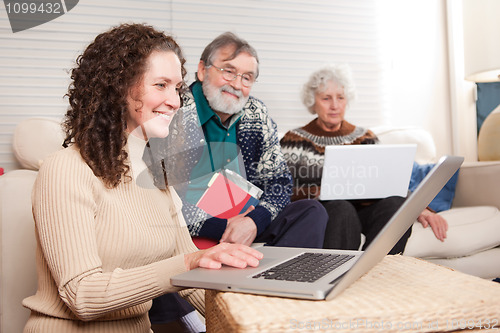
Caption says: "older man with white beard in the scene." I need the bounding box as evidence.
[146,32,328,333]
[177,31,328,248]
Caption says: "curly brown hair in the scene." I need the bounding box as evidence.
[63,23,187,188]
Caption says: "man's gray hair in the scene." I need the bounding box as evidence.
[199,32,260,79]
[302,64,356,114]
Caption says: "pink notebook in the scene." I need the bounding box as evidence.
[196,171,261,219]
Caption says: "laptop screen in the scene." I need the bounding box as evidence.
[319,144,416,200]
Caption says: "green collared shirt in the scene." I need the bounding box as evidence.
[186,81,244,204]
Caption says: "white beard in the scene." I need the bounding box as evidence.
[202,80,248,115]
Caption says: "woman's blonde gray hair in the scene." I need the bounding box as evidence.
[301,63,356,114]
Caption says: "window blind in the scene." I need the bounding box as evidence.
[0,0,386,172]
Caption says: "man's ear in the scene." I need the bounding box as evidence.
[197,60,207,82]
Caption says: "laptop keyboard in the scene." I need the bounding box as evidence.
[252,252,355,283]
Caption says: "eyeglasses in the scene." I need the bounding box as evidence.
[208,65,256,87]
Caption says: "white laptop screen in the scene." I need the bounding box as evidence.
[319,144,417,200]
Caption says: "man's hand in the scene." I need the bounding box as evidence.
[220,206,257,246]
[417,208,448,242]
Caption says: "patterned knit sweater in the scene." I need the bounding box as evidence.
[22,135,204,333]
[280,119,378,201]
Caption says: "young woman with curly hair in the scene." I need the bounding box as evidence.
[22,23,262,333]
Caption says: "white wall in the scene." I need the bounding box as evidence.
[380,0,453,159]
[0,0,458,172]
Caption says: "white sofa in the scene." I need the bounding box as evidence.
[1,118,500,332]
[0,118,65,333]
[373,126,500,279]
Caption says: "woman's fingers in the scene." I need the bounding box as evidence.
[197,243,263,269]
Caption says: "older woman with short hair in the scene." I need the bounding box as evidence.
[280,64,448,252]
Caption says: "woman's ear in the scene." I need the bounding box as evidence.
[127,84,143,112]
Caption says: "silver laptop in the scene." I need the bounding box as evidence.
[319,144,417,200]
[172,155,463,301]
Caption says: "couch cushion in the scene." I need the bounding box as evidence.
[404,206,500,259]
[372,126,437,164]
[427,247,500,280]
[0,170,38,333]
[409,162,460,212]
[13,117,65,170]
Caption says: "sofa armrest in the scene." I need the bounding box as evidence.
[452,161,500,209]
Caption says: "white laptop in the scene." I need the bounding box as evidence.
[319,144,417,200]
[171,156,463,301]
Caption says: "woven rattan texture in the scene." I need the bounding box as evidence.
[205,255,500,332]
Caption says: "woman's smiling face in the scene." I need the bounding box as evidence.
[126,50,183,140]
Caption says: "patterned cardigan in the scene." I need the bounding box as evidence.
[147,88,293,238]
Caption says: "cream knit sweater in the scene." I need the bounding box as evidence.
[22,135,204,333]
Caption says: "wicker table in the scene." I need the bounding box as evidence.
[205,255,500,332]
